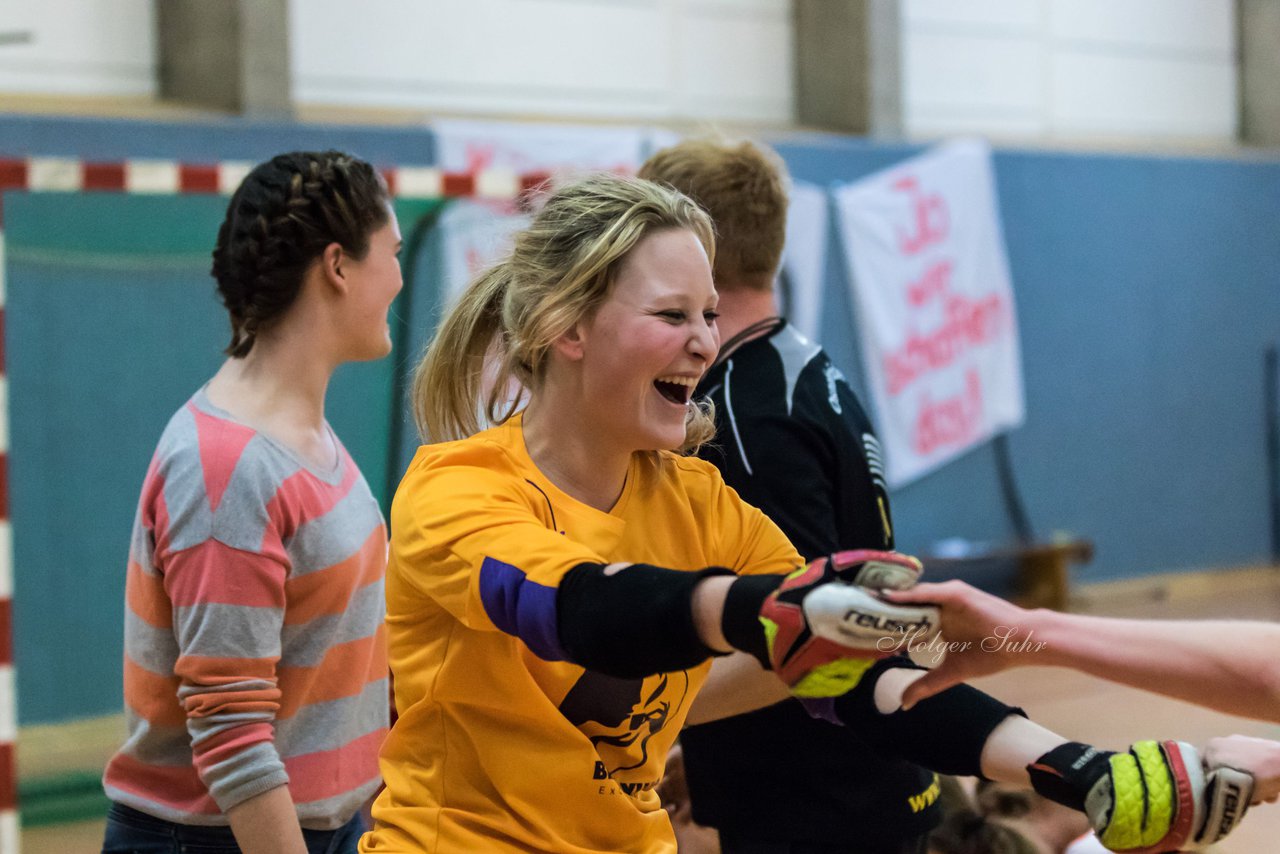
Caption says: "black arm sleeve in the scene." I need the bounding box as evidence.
[720,573,785,666]
[557,562,742,678]
[831,657,1026,777]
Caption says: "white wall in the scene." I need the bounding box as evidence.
[0,0,1241,146]
[0,0,154,97]
[290,0,793,124]
[902,0,1238,144]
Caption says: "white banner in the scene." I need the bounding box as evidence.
[432,118,648,174]
[833,139,1024,487]
[432,119,654,299]
[436,200,529,303]
[779,180,829,341]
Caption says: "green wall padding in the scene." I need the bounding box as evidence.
[6,193,445,725]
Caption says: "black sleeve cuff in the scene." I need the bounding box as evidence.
[721,573,786,667]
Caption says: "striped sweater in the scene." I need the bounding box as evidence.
[103,389,389,829]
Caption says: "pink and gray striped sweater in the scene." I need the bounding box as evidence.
[103,389,389,829]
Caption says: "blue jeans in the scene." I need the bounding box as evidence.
[102,802,366,854]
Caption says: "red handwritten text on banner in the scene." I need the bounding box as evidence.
[835,139,1025,487]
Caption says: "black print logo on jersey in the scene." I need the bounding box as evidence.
[559,669,689,791]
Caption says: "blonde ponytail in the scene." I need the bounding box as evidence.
[412,264,515,443]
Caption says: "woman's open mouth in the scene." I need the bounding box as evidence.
[654,375,697,405]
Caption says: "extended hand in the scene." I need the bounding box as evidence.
[884,579,1039,709]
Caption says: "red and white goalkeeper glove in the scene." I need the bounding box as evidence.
[758,549,940,698]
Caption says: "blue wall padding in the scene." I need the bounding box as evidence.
[5,192,415,724]
[0,114,436,165]
[8,195,228,724]
[774,138,1280,582]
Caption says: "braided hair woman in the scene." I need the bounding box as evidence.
[101,150,401,854]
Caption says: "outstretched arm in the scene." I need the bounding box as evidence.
[554,551,931,684]
[855,666,1253,852]
[690,652,1254,852]
[887,580,1280,722]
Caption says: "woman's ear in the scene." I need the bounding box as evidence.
[320,242,347,293]
[552,321,587,362]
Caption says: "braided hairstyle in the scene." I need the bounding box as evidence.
[211,150,390,357]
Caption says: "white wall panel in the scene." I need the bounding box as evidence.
[292,0,791,122]
[0,0,153,96]
[676,1,791,122]
[1049,0,1234,53]
[292,0,667,116]
[1051,52,1237,137]
[0,0,1240,143]
[903,0,1237,144]
[904,0,1042,33]
[685,0,788,14]
[904,31,1044,131]
[907,112,1046,140]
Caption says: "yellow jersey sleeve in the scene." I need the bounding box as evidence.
[669,454,804,577]
[390,436,605,660]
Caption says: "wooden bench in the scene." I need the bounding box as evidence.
[920,539,1094,611]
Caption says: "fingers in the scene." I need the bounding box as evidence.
[882,580,959,604]
[1203,734,1280,804]
[836,550,923,591]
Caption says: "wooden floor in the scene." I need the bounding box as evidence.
[21,567,1280,853]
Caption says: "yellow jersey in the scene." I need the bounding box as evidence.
[362,414,800,853]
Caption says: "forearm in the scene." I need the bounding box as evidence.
[977,715,1072,785]
[877,662,1256,851]
[1037,612,1280,722]
[685,651,789,726]
[227,784,307,854]
[690,575,735,653]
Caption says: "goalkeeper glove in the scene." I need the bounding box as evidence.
[758,549,939,698]
[1028,740,1254,853]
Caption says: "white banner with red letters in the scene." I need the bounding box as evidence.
[833,138,1025,488]
[433,118,648,175]
[432,119,653,301]
[436,200,529,301]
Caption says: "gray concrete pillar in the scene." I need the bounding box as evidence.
[792,0,902,136]
[156,0,292,117]
[1239,0,1280,146]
